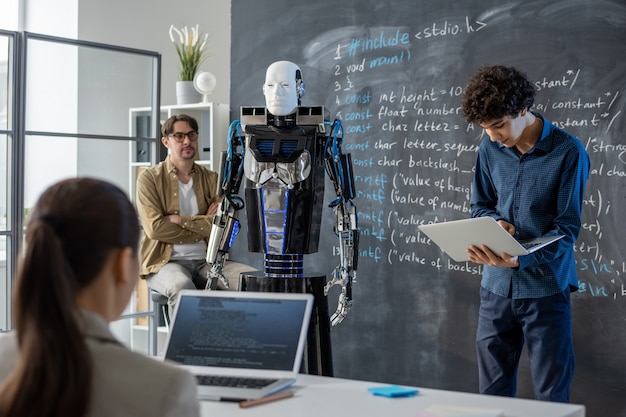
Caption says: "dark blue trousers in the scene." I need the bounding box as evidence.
[476,287,575,402]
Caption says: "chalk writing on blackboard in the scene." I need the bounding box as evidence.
[322,26,626,300]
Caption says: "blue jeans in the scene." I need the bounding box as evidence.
[476,286,575,402]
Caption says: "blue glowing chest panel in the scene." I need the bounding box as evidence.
[243,123,326,256]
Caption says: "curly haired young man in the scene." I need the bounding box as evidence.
[461,65,590,402]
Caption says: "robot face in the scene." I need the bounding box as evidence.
[263,61,302,116]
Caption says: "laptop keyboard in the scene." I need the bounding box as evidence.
[195,375,278,389]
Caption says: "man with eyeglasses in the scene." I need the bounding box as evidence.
[136,114,253,317]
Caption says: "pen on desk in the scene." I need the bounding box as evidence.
[239,390,295,408]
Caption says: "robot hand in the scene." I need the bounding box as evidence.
[205,120,245,290]
[205,258,231,290]
[325,268,355,326]
[324,201,359,326]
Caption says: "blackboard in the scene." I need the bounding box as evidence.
[229,1,626,415]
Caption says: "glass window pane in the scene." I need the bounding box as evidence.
[0,32,11,331]
[23,134,159,351]
[0,35,10,132]
[25,37,157,137]
[0,134,7,231]
[23,135,158,207]
[0,235,9,331]
[17,34,160,351]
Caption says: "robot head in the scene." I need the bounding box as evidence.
[262,60,304,116]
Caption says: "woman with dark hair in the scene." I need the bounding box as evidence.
[0,177,199,417]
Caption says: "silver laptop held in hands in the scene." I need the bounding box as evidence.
[418,217,564,262]
[163,290,314,401]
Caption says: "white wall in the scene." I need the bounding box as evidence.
[77,0,231,107]
[24,0,77,36]
[0,0,19,30]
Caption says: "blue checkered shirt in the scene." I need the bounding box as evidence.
[470,113,590,299]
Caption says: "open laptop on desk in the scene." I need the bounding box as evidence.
[418,217,564,262]
[163,290,314,401]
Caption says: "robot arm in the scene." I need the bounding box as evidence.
[323,119,359,325]
[205,120,246,290]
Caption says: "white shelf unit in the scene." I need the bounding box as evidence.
[128,102,231,177]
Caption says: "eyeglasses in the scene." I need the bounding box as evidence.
[168,131,199,142]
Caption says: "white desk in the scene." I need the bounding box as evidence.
[200,374,585,417]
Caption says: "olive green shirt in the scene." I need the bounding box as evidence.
[136,156,219,277]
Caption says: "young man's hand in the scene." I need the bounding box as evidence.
[467,244,520,268]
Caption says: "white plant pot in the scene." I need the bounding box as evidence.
[175,80,202,105]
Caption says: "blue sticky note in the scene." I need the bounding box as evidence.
[368,385,419,398]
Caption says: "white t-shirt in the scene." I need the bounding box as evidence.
[170,178,207,260]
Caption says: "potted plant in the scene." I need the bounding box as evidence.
[169,24,212,104]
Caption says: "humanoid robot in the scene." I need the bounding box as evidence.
[205,61,359,331]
